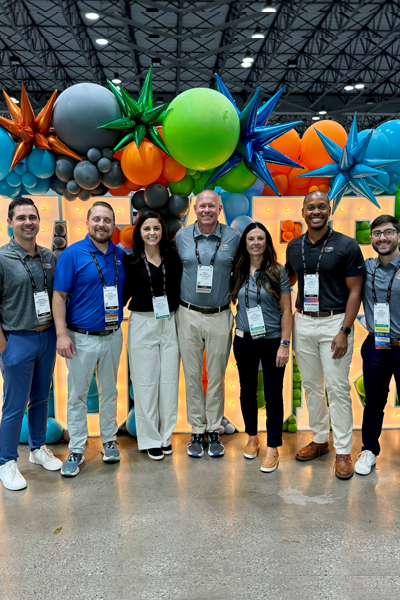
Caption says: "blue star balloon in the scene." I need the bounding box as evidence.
[205,75,303,195]
[297,113,400,213]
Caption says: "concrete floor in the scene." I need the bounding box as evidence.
[1,430,400,600]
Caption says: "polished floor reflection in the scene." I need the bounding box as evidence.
[1,430,400,600]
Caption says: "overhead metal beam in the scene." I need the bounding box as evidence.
[175,0,184,95]
[120,0,142,82]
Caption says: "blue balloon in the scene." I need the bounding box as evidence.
[7,224,13,237]
[14,161,28,176]
[45,417,63,444]
[87,394,99,413]
[22,172,37,188]
[373,168,390,194]
[377,120,400,175]
[231,215,254,235]
[0,180,22,198]
[252,179,264,193]
[129,382,134,400]
[88,374,98,397]
[19,414,29,443]
[224,423,235,434]
[387,182,397,193]
[358,129,390,159]
[223,193,249,223]
[219,425,225,435]
[28,177,51,195]
[7,171,22,187]
[27,149,56,179]
[126,407,137,436]
[48,389,55,418]
[0,128,15,180]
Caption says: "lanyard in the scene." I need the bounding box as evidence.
[301,228,332,275]
[193,222,222,268]
[245,272,261,309]
[90,251,118,288]
[372,258,400,305]
[142,253,167,298]
[12,247,48,293]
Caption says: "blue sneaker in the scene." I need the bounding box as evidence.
[61,452,85,477]
[207,432,225,457]
[187,434,205,458]
[102,441,120,462]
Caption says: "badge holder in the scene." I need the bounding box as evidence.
[304,273,319,312]
[34,291,52,323]
[153,296,170,320]
[247,306,266,339]
[196,265,213,293]
[374,303,391,350]
[104,287,119,330]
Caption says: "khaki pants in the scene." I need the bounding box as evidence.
[176,305,233,434]
[127,312,179,450]
[293,311,354,454]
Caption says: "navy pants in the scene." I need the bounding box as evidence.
[361,334,400,456]
[0,326,56,464]
[233,335,285,447]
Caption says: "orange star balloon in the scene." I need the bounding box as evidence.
[0,83,82,170]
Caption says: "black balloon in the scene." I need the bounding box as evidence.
[54,223,66,236]
[97,158,112,173]
[92,183,108,196]
[144,183,169,209]
[55,156,77,183]
[102,159,125,189]
[131,190,147,211]
[165,217,184,241]
[74,160,102,190]
[168,193,190,218]
[158,207,173,221]
[87,148,102,163]
[51,177,67,195]
[66,180,81,195]
[53,236,66,249]
[77,188,92,201]
[102,148,113,160]
[64,189,77,201]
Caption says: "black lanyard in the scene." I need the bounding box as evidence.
[142,253,167,298]
[301,228,332,275]
[193,222,222,268]
[372,258,400,305]
[90,252,118,288]
[12,247,47,294]
[245,272,261,309]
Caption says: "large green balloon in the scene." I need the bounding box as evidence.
[356,229,370,245]
[169,174,193,196]
[217,160,257,193]
[163,88,240,171]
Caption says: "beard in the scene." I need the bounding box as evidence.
[90,228,113,243]
[372,238,399,256]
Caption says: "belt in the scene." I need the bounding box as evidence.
[368,331,400,346]
[29,323,53,332]
[296,309,345,318]
[180,300,230,315]
[67,325,120,337]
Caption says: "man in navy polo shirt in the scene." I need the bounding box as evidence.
[53,201,125,477]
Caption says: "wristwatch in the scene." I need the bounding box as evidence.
[280,339,290,346]
[340,326,351,335]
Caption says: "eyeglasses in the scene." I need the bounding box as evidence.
[370,229,398,239]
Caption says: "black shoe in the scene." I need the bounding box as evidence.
[147,448,164,461]
[207,431,225,457]
[187,434,205,457]
[162,444,172,455]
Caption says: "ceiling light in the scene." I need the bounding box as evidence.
[96,38,108,45]
[354,79,365,90]
[344,83,354,91]
[318,106,327,115]
[312,116,320,120]
[85,12,99,20]
[241,62,251,68]
[10,97,19,104]
[243,51,254,63]
[262,5,277,12]
[252,26,265,39]
[9,55,21,65]
[111,73,121,84]
[365,95,376,105]
[287,58,297,68]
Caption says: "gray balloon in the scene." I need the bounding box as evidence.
[97,158,112,173]
[51,177,67,195]
[165,217,184,241]
[77,188,92,201]
[168,193,190,218]
[102,148,113,160]
[87,148,102,163]
[144,183,169,209]
[73,160,102,190]
[132,190,146,211]
[64,189,77,201]
[92,183,108,196]
[158,208,173,221]
[54,222,66,236]
[66,180,81,195]
[55,156,77,183]
[102,159,125,189]
[53,83,122,155]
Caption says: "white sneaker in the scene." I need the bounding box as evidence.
[29,445,63,471]
[0,460,27,491]
[355,450,377,476]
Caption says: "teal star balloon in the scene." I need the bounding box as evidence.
[98,66,171,155]
[205,74,303,195]
[297,113,400,213]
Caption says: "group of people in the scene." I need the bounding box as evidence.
[0,189,398,491]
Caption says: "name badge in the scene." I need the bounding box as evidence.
[104,286,119,330]
[374,303,391,350]
[304,274,319,312]
[34,291,52,323]
[247,306,266,339]
[153,296,170,320]
[196,265,213,293]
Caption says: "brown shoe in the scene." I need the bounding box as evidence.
[244,437,260,459]
[260,450,279,473]
[295,441,329,462]
[335,454,354,479]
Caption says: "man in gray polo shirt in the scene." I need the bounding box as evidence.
[175,190,240,458]
[0,198,62,492]
[355,215,400,476]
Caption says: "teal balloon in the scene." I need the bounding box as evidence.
[19,414,29,443]
[87,394,99,413]
[163,88,240,171]
[358,129,390,159]
[217,160,256,193]
[45,417,63,444]
[48,389,55,418]
[88,374,98,397]
[0,128,15,180]
[126,407,137,436]
[129,382,134,400]
[6,171,22,187]
[28,177,51,195]
[22,172,37,188]
[14,162,28,175]
[27,149,56,179]
[7,225,13,237]
[231,215,254,235]
[377,120,400,175]
[0,180,21,198]
[223,193,249,223]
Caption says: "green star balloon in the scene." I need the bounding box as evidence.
[98,66,171,155]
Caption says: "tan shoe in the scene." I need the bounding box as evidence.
[260,450,279,473]
[295,441,329,462]
[335,454,354,479]
[244,437,260,459]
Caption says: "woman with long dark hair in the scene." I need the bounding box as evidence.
[123,209,182,460]
[231,222,292,472]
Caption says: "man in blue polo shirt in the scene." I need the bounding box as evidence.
[53,201,125,477]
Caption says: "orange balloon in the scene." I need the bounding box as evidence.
[155,174,169,186]
[300,121,347,170]
[271,171,288,195]
[282,231,294,242]
[162,156,186,182]
[281,220,294,232]
[308,185,319,193]
[286,185,302,196]
[121,141,163,185]
[265,129,301,175]
[293,223,303,238]
[113,149,124,160]
[125,179,141,192]
[319,183,329,193]
[288,163,312,190]
[119,225,135,248]
[111,226,120,245]
[109,185,130,196]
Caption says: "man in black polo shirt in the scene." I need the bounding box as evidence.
[286,191,365,479]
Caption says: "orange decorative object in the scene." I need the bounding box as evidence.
[319,183,329,193]
[120,141,163,185]
[162,156,186,182]
[281,220,294,232]
[300,121,347,171]
[293,223,303,237]
[265,129,301,174]
[125,180,141,192]
[308,185,319,193]
[271,171,288,195]
[109,185,131,196]
[0,84,81,170]
[111,226,121,245]
[113,149,124,161]
[119,225,135,248]
[288,163,311,190]
[282,231,294,242]
[155,174,169,186]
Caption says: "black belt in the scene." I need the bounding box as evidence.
[180,300,230,315]
[67,325,119,337]
[296,309,345,318]
[368,331,400,346]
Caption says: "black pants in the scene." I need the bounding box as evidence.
[233,334,285,447]
[361,334,400,456]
